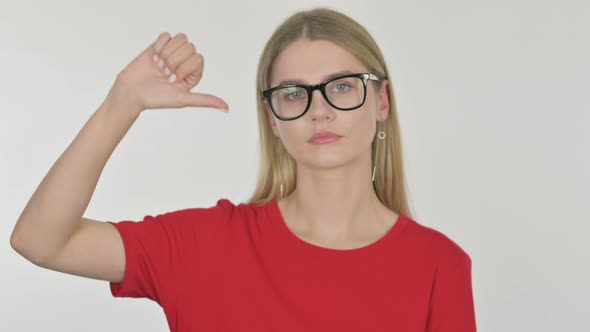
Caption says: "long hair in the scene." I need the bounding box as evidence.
[245,7,415,220]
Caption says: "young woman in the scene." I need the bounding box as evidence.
[10,7,476,332]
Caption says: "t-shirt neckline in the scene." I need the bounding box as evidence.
[267,199,408,256]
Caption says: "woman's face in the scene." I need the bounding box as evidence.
[265,38,389,170]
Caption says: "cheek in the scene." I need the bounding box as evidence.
[275,124,304,151]
[352,105,379,137]
[354,121,379,151]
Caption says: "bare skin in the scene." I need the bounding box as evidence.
[278,196,399,250]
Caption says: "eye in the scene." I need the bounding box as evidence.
[281,87,306,101]
[287,91,302,99]
[334,83,350,93]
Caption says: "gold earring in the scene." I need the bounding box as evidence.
[372,130,386,182]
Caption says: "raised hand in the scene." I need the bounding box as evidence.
[106,32,229,114]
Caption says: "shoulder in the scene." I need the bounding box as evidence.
[134,198,239,233]
[163,198,267,229]
[149,198,233,220]
[402,215,472,268]
[166,198,237,217]
[149,198,267,229]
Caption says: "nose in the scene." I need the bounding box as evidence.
[306,88,334,121]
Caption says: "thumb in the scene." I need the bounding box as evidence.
[178,91,229,112]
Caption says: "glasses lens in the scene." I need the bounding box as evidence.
[325,76,364,109]
[270,86,308,119]
[269,76,365,119]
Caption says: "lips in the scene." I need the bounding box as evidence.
[309,130,341,141]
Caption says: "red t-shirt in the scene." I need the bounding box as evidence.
[107,198,476,331]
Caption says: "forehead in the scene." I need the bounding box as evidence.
[269,39,368,86]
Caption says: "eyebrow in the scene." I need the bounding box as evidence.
[275,70,356,86]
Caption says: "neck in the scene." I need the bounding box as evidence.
[281,156,384,241]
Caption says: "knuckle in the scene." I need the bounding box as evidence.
[191,71,203,82]
[188,42,196,53]
[191,57,202,70]
[188,61,201,73]
[175,33,187,41]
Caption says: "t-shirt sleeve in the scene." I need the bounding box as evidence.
[106,198,233,305]
[425,251,477,332]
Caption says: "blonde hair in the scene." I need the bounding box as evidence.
[245,7,415,220]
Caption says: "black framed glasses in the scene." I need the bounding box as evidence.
[262,72,386,121]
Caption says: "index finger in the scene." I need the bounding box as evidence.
[151,32,172,59]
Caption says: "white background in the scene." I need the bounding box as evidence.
[1,0,588,331]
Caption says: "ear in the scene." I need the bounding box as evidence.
[377,79,390,122]
[264,99,280,137]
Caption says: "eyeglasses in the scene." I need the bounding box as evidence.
[262,72,385,121]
